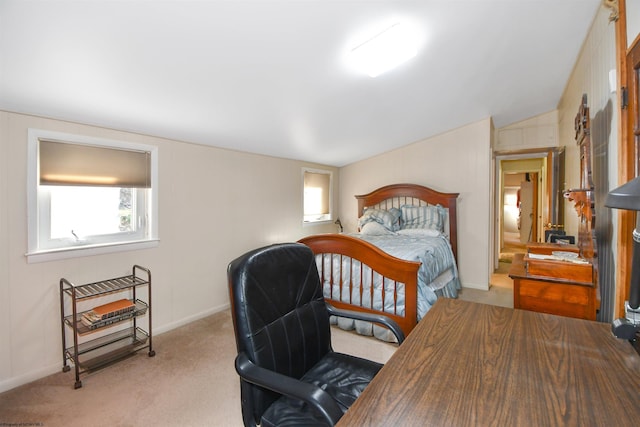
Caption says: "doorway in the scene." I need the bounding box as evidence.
[493,148,565,272]
[497,158,544,265]
[501,172,537,262]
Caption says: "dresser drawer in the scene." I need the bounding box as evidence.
[515,278,596,320]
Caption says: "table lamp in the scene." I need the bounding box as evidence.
[605,176,640,340]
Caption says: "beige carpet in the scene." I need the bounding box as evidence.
[499,233,526,263]
[0,279,511,427]
[0,310,397,427]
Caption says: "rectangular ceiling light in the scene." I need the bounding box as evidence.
[349,23,418,78]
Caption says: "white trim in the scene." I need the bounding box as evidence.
[153,303,230,335]
[0,362,62,394]
[302,219,333,228]
[26,239,160,263]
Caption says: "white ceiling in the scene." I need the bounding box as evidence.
[0,1,602,167]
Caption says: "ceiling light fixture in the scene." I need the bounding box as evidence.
[348,23,418,78]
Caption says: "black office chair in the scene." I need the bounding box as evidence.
[227,243,405,427]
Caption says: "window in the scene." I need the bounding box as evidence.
[303,169,332,223]
[27,129,158,262]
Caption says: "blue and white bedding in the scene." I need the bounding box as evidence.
[358,230,460,305]
[321,204,461,341]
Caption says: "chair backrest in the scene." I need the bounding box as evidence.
[227,243,332,424]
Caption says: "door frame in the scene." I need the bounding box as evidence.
[613,0,639,317]
[493,148,564,271]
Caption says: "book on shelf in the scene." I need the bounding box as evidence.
[81,299,135,327]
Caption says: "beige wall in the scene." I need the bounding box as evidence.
[0,110,338,392]
[339,118,493,290]
[494,110,559,152]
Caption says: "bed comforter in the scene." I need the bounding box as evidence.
[318,231,460,340]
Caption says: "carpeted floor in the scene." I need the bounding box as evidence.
[457,261,514,309]
[0,310,242,427]
[0,310,397,427]
[499,231,527,263]
[0,276,513,426]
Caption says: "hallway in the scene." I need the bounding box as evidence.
[458,232,526,309]
[500,231,527,262]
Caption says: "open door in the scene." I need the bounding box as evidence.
[546,148,566,236]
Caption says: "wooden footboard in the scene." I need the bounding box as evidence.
[299,234,421,337]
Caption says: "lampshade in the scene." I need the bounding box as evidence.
[605,176,640,211]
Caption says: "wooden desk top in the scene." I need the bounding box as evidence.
[337,298,640,427]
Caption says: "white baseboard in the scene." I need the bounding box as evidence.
[153,302,230,335]
[461,283,490,291]
[0,362,61,394]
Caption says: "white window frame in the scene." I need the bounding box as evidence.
[26,129,159,263]
[302,168,333,225]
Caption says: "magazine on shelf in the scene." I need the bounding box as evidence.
[81,299,136,328]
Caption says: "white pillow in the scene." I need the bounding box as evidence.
[360,221,397,236]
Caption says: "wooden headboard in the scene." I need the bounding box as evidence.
[355,183,460,261]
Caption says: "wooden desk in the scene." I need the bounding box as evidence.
[509,253,598,320]
[337,299,640,427]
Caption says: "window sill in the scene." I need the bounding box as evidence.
[26,239,160,264]
[302,219,333,227]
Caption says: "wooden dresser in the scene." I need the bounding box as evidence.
[509,246,598,320]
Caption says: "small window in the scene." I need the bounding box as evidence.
[303,169,332,223]
[27,129,158,262]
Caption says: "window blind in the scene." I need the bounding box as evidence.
[304,171,330,215]
[39,139,151,188]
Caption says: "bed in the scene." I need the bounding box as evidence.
[298,183,460,341]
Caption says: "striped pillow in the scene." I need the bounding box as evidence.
[358,208,401,231]
[400,205,445,232]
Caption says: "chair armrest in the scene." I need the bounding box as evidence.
[326,304,405,344]
[235,352,343,426]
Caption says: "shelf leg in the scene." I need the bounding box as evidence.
[60,279,68,372]
[71,287,81,388]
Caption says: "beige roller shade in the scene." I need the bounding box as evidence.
[304,171,330,215]
[39,139,151,188]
